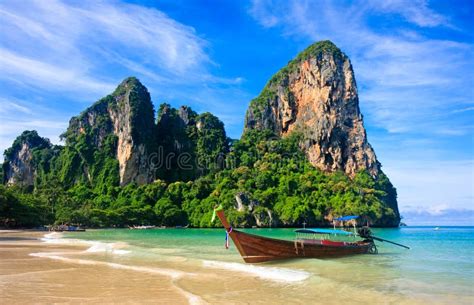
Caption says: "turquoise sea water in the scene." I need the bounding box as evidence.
[60,226,474,304]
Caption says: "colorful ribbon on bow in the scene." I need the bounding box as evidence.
[210,204,231,249]
[225,227,233,249]
[211,204,223,223]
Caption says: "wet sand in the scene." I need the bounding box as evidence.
[0,231,192,304]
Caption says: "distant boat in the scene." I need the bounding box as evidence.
[51,225,85,232]
[129,225,156,230]
[434,227,440,230]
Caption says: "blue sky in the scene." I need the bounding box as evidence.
[0,0,473,223]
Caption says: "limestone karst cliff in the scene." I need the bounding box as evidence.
[245,41,379,178]
[64,77,155,185]
[2,130,52,187]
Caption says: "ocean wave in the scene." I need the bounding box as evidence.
[202,260,311,283]
[41,232,86,246]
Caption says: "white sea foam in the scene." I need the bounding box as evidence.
[85,242,130,255]
[41,232,130,255]
[41,232,86,246]
[41,232,64,241]
[202,260,311,283]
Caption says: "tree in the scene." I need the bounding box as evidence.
[154,198,186,226]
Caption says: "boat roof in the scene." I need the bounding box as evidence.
[294,228,355,236]
[334,215,359,221]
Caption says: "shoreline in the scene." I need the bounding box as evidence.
[3,224,472,232]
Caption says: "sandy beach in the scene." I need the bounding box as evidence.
[0,230,196,304]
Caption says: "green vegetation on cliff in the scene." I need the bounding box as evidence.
[155,104,229,181]
[4,130,52,161]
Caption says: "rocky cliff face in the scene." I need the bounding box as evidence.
[66,77,155,185]
[245,41,379,178]
[155,104,229,181]
[2,130,52,187]
[109,78,155,185]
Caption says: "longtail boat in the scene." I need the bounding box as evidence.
[215,210,373,263]
[215,209,409,263]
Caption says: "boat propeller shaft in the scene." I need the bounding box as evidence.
[357,227,410,249]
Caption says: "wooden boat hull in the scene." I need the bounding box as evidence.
[216,210,372,263]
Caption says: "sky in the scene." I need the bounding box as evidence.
[0,0,473,224]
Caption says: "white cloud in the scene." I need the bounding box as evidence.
[73,1,209,73]
[0,48,115,94]
[452,106,474,114]
[401,208,474,225]
[384,159,474,212]
[0,0,216,96]
[248,0,283,28]
[0,98,32,115]
[365,0,448,27]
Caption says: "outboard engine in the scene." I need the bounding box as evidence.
[357,226,373,239]
[358,227,378,254]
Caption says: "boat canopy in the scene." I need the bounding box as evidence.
[334,215,359,221]
[294,228,355,236]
